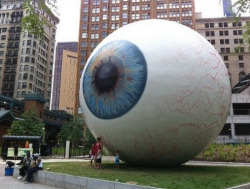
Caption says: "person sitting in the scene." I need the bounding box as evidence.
[25,154,43,183]
[18,151,32,180]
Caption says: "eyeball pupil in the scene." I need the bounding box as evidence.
[94,62,118,93]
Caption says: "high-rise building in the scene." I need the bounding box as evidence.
[196,16,250,87]
[77,0,196,112]
[78,0,195,70]
[0,0,59,108]
[58,50,78,115]
[51,42,78,111]
[223,0,233,17]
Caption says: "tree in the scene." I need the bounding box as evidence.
[232,0,250,17]
[57,116,84,148]
[232,0,250,49]
[21,0,58,40]
[8,110,45,137]
[57,116,95,148]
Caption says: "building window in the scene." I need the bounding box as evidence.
[83,15,88,21]
[81,59,85,65]
[1,35,6,40]
[81,42,87,47]
[233,30,243,35]
[22,82,27,89]
[83,7,88,12]
[224,56,228,61]
[23,73,28,80]
[225,63,229,68]
[239,71,246,81]
[123,13,128,19]
[82,24,87,30]
[27,40,31,46]
[205,23,214,28]
[24,65,29,71]
[235,47,245,53]
[81,50,86,56]
[239,63,244,68]
[234,39,239,44]
[102,31,107,38]
[123,4,128,10]
[233,22,242,27]
[82,33,87,38]
[103,15,107,20]
[221,48,230,53]
[239,55,243,60]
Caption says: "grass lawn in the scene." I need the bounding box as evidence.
[44,161,250,189]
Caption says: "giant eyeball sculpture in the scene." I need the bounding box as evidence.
[79,19,231,166]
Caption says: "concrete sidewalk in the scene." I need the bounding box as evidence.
[0,159,63,189]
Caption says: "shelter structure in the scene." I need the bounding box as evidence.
[1,135,41,160]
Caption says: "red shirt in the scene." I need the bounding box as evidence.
[96,141,102,151]
[91,145,97,156]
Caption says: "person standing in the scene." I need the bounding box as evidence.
[96,146,102,169]
[90,143,96,168]
[115,150,120,170]
[13,143,19,160]
[96,137,102,151]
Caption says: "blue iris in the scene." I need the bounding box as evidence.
[82,40,147,119]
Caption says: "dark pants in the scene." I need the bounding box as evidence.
[27,166,39,182]
[19,166,29,177]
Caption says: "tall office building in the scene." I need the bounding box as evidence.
[77,0,196,112]
[196,16,250,87]
[0,0,59,108]
[51,42,78,111]
[58,50,78,115]
[223,0,233,17]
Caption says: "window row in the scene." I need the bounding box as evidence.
[205,22,243,28]
[20,56,36,64]
[208,38,244,45]
[22,40,37,48]
[21,48,36,55]
[18,73,34,81]
[205,30,243,37]
[3,74,15,81]
[225,63,245,68]
[223,55,244,61]
[220,47,245,53]
[19,65,35,72]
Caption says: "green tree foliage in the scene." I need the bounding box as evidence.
[57,116,84,143]
[21,0,58,40]
[232,0,250,17]
[85,127,96,147]
[57,116,95,148]
[232,0,250,49]
[8,110,45,137]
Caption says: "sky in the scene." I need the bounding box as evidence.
[55,0,245,43]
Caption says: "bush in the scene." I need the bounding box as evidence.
[196,143,250,162]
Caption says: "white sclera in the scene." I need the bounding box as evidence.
[80,19,231,166]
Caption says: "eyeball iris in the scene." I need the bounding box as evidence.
[82,40,147,119]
